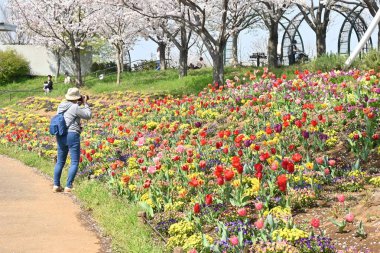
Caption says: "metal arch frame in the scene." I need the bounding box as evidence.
[280,3,371,62]
[337,4,372,54]
[279,16,305,65]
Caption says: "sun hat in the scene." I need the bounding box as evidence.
[65,87,81,100]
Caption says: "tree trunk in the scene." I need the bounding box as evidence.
[210,50,224,87]
[55,51,61,79]
[231,32,239,66]
[72,47,83,87]
[115,46,122,85]
[378,24,380,50]
[127,50,132,72]
[120,49,124,73]
[267,23,279,68]
[159,43,166,70]
[316,28,327,56]
[178,48,188,78]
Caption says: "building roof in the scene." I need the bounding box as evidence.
[0,22,16,32]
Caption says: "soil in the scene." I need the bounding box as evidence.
[0,155,110,253]
[293,188,380,252]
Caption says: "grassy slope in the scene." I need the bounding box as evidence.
[0,66,299,107]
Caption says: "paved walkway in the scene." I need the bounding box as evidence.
[0,155,101,253]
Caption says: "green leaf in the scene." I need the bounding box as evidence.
[138,201,154,218]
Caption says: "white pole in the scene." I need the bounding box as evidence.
[345,8,380,68]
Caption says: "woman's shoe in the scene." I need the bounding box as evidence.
[52,185,64,192]
[64,187,72,193]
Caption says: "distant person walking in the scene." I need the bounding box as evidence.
[53,88,91,193]
[43,75,53,94]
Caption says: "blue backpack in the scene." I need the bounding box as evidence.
[49,113,68,136]
[49,105,75,136]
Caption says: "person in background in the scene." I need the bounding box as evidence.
[195,57,206,69]
[52,87,91,193]
[43,75,53,93]
[64,72,71,84]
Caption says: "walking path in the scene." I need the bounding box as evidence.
[0,155,102,253]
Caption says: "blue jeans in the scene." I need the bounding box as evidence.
[54,132,80,188]
[156,60,160,70]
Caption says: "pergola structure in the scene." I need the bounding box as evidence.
[0,22,16,32]
[279,2,372,65]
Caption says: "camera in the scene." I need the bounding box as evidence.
[80,95,90,101]
[78,95,89,104]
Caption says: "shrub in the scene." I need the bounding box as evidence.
[360,49,380,71]
[0,49,30,85]
[306,54,346,72]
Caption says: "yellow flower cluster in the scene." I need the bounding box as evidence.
[272,227,308,242]
[146,121,158,130]
[164,201,185,212]
[348,170,367,178]
[182,233,213,251]
[196,109,220,119]
[369,176,380,187]
[243,177,260,197]
[264,206,291,220]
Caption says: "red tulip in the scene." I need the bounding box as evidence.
[277,174,287,192]
[310,218,320,228]
[205,194,213,205]
[194,203,201,214]
[292,153,302,163]
[189,177,200,187]
[224,169,235,181]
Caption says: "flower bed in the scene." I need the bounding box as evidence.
[0,68,379,252]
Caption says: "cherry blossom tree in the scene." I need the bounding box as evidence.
[8,0,99,86]
[121,0,262,86]
[98,4,141,84]
[0,3,31,45]
[255,0,295,67]
[296,0,335,56]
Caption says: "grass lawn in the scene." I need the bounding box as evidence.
[0,65,301,108]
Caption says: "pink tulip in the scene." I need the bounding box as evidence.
[271,162,278,171]
[324,168,330,175]
[176,145,185,153]
[229,236,239,246]
[237,208,247,217]
[147,166,156,174]
[328,159,336,166]
[337,194,345,203]
[137,137,145,147]
[315,157,324,165]
[254,219,264,229]
[345,213,354,223]
[255,202,263,211]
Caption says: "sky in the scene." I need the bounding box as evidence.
[1,0,378,66]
